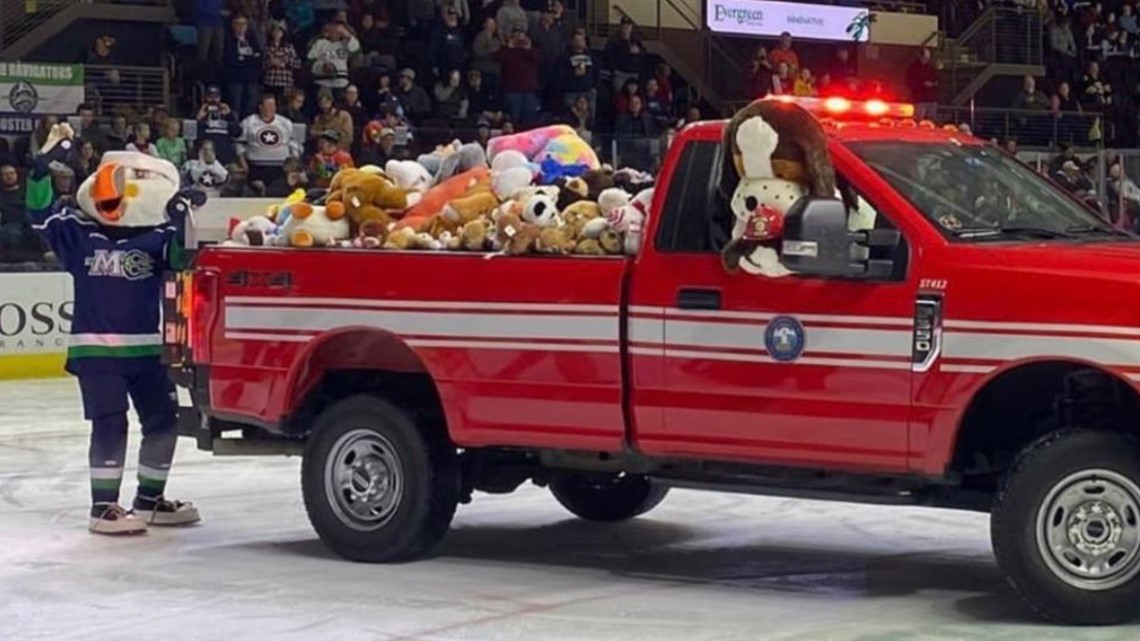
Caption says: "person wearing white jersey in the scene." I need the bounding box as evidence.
[237,94,302,188]
[307,18,361,92]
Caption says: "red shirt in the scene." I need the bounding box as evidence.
[769,47,800,73]
[310,150,354,187]
[496,46,542,94]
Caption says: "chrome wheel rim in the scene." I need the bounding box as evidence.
[325,429,404,532]
[1035,468,1140,591]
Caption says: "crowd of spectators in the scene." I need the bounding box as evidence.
[0,0,707,260]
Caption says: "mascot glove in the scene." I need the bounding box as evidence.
[741,204,785,242]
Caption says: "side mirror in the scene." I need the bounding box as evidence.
[779,196,898,279]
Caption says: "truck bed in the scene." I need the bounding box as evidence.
[193,246,635,452]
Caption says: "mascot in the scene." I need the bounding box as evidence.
[719,98,836,276]
[28,124,204,535]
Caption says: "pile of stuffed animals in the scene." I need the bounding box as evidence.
[225,124,656,257]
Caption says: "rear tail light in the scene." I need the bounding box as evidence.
[163,270,217,366]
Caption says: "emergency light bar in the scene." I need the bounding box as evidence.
[764,95,916,120]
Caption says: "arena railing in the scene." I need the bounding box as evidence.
[936,106,1101,149]
[83,64,171,117]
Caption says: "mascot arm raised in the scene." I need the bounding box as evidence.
[27,124,83,258]
[164,188,207,271]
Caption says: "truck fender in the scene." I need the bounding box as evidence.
[279,325,443,427]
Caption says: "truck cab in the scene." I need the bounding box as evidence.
[166,96,1140,625]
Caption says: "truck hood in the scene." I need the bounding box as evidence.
[945,241,1140,328]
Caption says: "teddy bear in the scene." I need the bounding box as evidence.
[327,168,416,233]
[277,201,350,248]
[605,187,654,255]
[441,190,499,229]
[554,176,589,211]
[581,166,616,200]
[447,219,493,251]
[521,190,560,228]
[396,166,492,233]
[225,214,279,247]
[718,98,835,277]
[383,226,441,250]
[559,200,601,239]
[352,219,390,249]
[384,159,434,194]
[493,212,541,255]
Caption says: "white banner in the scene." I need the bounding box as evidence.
[0,62,85,135]
[706,0,871,42]
[0,272,73,355]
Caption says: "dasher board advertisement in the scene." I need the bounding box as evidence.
[706,0,872,42]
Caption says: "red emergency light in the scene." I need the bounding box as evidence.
[763,95,916,120]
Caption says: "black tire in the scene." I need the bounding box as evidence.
[301,395,459,563]
[992,429,1140,625]
[550,472,669,522]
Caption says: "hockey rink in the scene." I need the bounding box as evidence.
[2,379,1138,641]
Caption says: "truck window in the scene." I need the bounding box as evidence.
[848,140,1127,241]
[654,140,724,253]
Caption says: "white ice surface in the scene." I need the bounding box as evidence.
[2,379,1139,641]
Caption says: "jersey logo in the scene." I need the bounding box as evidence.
[765,316,805,362]
[257,128,282,146]
[85,249,156,281]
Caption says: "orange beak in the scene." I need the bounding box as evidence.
[92,163,126,222]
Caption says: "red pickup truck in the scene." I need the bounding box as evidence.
[166,97,1140,625]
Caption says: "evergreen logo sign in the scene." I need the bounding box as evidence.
[706,0,871,42]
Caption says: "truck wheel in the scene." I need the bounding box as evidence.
[992,430,1140,625]
[301,395,459,563]
[550,472,669,522]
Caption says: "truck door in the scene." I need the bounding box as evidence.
[629,138,917,472]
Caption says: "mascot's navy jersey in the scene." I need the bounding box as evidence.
[31,202,176,375]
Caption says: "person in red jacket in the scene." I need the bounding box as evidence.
[495,28,543,126]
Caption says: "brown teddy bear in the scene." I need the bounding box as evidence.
[494,212,540,255]
[327,167,416,233]
[353,219,390,249]
[555,176,589,211]
[448,219,493,251]
[441,190,499,229]
[581,167,615,200]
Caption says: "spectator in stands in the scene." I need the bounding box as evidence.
[70,140,99,184]
[264,21,302,103]
[156,119,189,167]
[1049,14,1079,76]
[394,68,433,120]
[357,121,396,165]
[531,4,568,100]
[614,78,639,116]
[197,85,240,165]
[126,123,158,157]
[358,12,399,71]
[105,114,130,153]
[430,7,470,77]
[560,31,596,116]
[472,17,502,91]
[434,69,466,119]
[310,131,355,187]
[311,88,355,150]
[768,32,800,75]
[771,61,794,95]
[496,0,529,40]
[616,94,656,171]
[195,0,226,66]
[565,94,593,143]
[643,77,671,129]
[497,29,543,125]
[1080,61,1113,111]
[75,103,106,153]
[794,68,817,97]
[183,140,230,197]
[1122,4,1140,37]
[85,35,122,102]
[408,0,441,37]
[744,47,773,98]
[308,18,362,93]
[464,69,503,126]
[225,14,265,118]
[0,162,41,262]
[229,0,270,42]
[265,155,308,197]
[906,47,939,121]
[828,48,856,87]
[283,0,319,45]
[239,93,302,191]
[282,87,310,125]
[606,16,644,91]
[341,84,369,130]
[350,0,392,23]
[369,71,401,118]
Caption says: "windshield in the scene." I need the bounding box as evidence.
[846,140,1129,241]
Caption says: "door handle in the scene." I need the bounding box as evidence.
[676,288,722,310]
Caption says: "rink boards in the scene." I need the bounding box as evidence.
[0,199,270,380]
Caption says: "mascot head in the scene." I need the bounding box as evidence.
[76,151,181,228]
